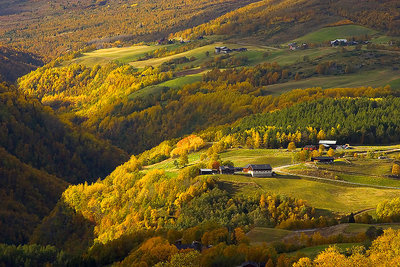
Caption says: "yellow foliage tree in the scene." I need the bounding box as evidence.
[327,148,335,157]
[317,129,326,140]
[288,142,296,151]
[392,163,400,176]
[293,229,400,266]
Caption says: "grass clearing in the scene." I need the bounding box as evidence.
[217,174,400,214]
[66,45,160,66]
[247,227,292,244]
[293,158,400,188]
[293,25,378,43]
[370,35,400,44]
[265,47,338,66]
[144,151,202,172]
[159,73,203,88]
[130,44,217,68]
[219,148,293,168]
[338,173,400,188]
[265,69,400,95]
[128,72,203,100]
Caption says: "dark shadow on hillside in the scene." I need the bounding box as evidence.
[274,174,302,180]
[30,200,95,255]
[217,181,244,195]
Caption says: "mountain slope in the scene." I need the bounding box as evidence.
[0,82,128,183]
[0,46,43,82]
[173,0,400,43]
[0,0,257,59]
[0,147,67,244]
[0,81,129,244]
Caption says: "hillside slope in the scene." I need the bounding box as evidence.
[0,46,43,82]
[173,0,400,43]
[0,0,256,59]
[0,82,128,183]
[0,81,129,244]
[0,147,67,244]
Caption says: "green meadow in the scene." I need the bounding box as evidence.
[265,69,400,95]
[246,227,292,244]
[292,25,378,43]
[67,45,160,66]
[217,174,399,214]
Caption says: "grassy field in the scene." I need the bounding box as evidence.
[246,227,292,244]
[338,173,400,188]
[67,45,161,66]
[144,151,203,172]
[219,148,293,167]
[159,73,203,88]
[217,174,399,214]
[293,25,378,43]
[370,35,400,44]
[266,47,338,66]
[265,69,400,95]
[128,73,203,100]
[129,43,216,68]
[289,157,400,188]
[351,144,400,152]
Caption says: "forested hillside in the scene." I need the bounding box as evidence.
[208,96,400,149]
[0,46,43,82]
[0,82,127,183]
[173,0,400,43]
[0,81,129,244]
[0,147,67,244]
[31,154,328,262]
[0,0,256,59]
[18,56,398,154]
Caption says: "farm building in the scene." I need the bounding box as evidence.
[199,169,215,175]
[319,140,337,149]
[215,46,232,54]
[219,166,235,174]
[243,164,272,177]
[311,157,334,163]
[288,42,298,50]
[215,46,247,54]
[331,39,348,46]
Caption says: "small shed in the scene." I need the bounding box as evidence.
[243,164,272,177]
[331,39,348,46]
[319,140,337,149]
[199,169,214,175]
